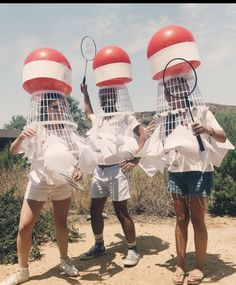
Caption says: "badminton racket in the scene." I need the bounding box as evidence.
[162,57,205,151]
[80,35,97,85]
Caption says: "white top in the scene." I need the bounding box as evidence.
[87,113,140,165]
[138,106,234,176]
[164,107,229,172]
[19,125,98,185]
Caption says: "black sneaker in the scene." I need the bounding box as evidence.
[80,242,106,260]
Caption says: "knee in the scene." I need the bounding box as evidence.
[115,208,130,224]
[176,214,190,228]
[191,216,205,229]
[18,223,33,237]
[90,207,103,218]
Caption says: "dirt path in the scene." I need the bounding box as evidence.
[1,215,236,285]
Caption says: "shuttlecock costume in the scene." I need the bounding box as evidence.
[138,25,234,176]
[22,47,97,186]
[86,45,140,164]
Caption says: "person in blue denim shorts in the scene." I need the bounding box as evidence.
[163,79,227,285]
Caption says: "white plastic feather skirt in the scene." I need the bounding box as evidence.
[26,91,78,159]
[155,73,205,145]
[95,85,134,116]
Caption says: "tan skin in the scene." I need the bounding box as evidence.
[9,100,82,269]
[146,93,226,283]
[80,83,146,244]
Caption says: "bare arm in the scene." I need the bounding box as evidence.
[192,122,226,143]
[10,127,36,155]
[80,84,94,121]
[133,124,147,153]
[121,124,147,172]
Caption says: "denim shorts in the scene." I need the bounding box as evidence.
[168,171,214,196]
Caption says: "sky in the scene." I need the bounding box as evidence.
[0,3,236,128]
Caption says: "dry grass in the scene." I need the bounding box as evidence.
[0,165,174,217]
[0,165,28,196]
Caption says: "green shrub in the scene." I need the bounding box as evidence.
[0,187,22,263]
[208,112,236,216]
[0,187,80,265]
[0,143,27,169]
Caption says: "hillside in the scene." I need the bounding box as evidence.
[135,103,236,125]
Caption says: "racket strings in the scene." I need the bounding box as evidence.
[160,59,206,152]
[81,36,97,61]
[157,74,204,115]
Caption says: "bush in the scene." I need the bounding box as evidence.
[0,187,80,265]
[0,187,23,263]
[208,112,236,216]
[0,143,27,169]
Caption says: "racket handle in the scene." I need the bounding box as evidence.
[82,76,86,85]
[196,135,205,151]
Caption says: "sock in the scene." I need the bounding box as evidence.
[60,256,69,262]
[94,233,104,244]
[127,242,137,250]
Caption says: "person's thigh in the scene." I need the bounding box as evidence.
[52,198,70,222]
[19,198,45,228]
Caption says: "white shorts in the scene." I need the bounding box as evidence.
[25,180,72,201]
[91,164,130,202]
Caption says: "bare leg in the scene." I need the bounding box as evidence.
[172,193,190,271]
[189,195,208,271]
[113,200,136,244]
[52,198,70,259]
[17,199,45,267]
[90,197,107,236]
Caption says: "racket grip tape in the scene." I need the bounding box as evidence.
[82,76,86,85]
[197,135,205,151]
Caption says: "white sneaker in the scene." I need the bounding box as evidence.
[124,249,140,267]
[0,267,29,285]
[59,258,79,277]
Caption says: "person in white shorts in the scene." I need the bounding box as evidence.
[0,98,81,285]
[79,84,146,267]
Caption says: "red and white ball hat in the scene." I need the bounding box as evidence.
[147,25,201,80]
[93,45,132,87]
[22,47,72,96]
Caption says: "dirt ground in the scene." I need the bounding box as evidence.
[1,214,236,285]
